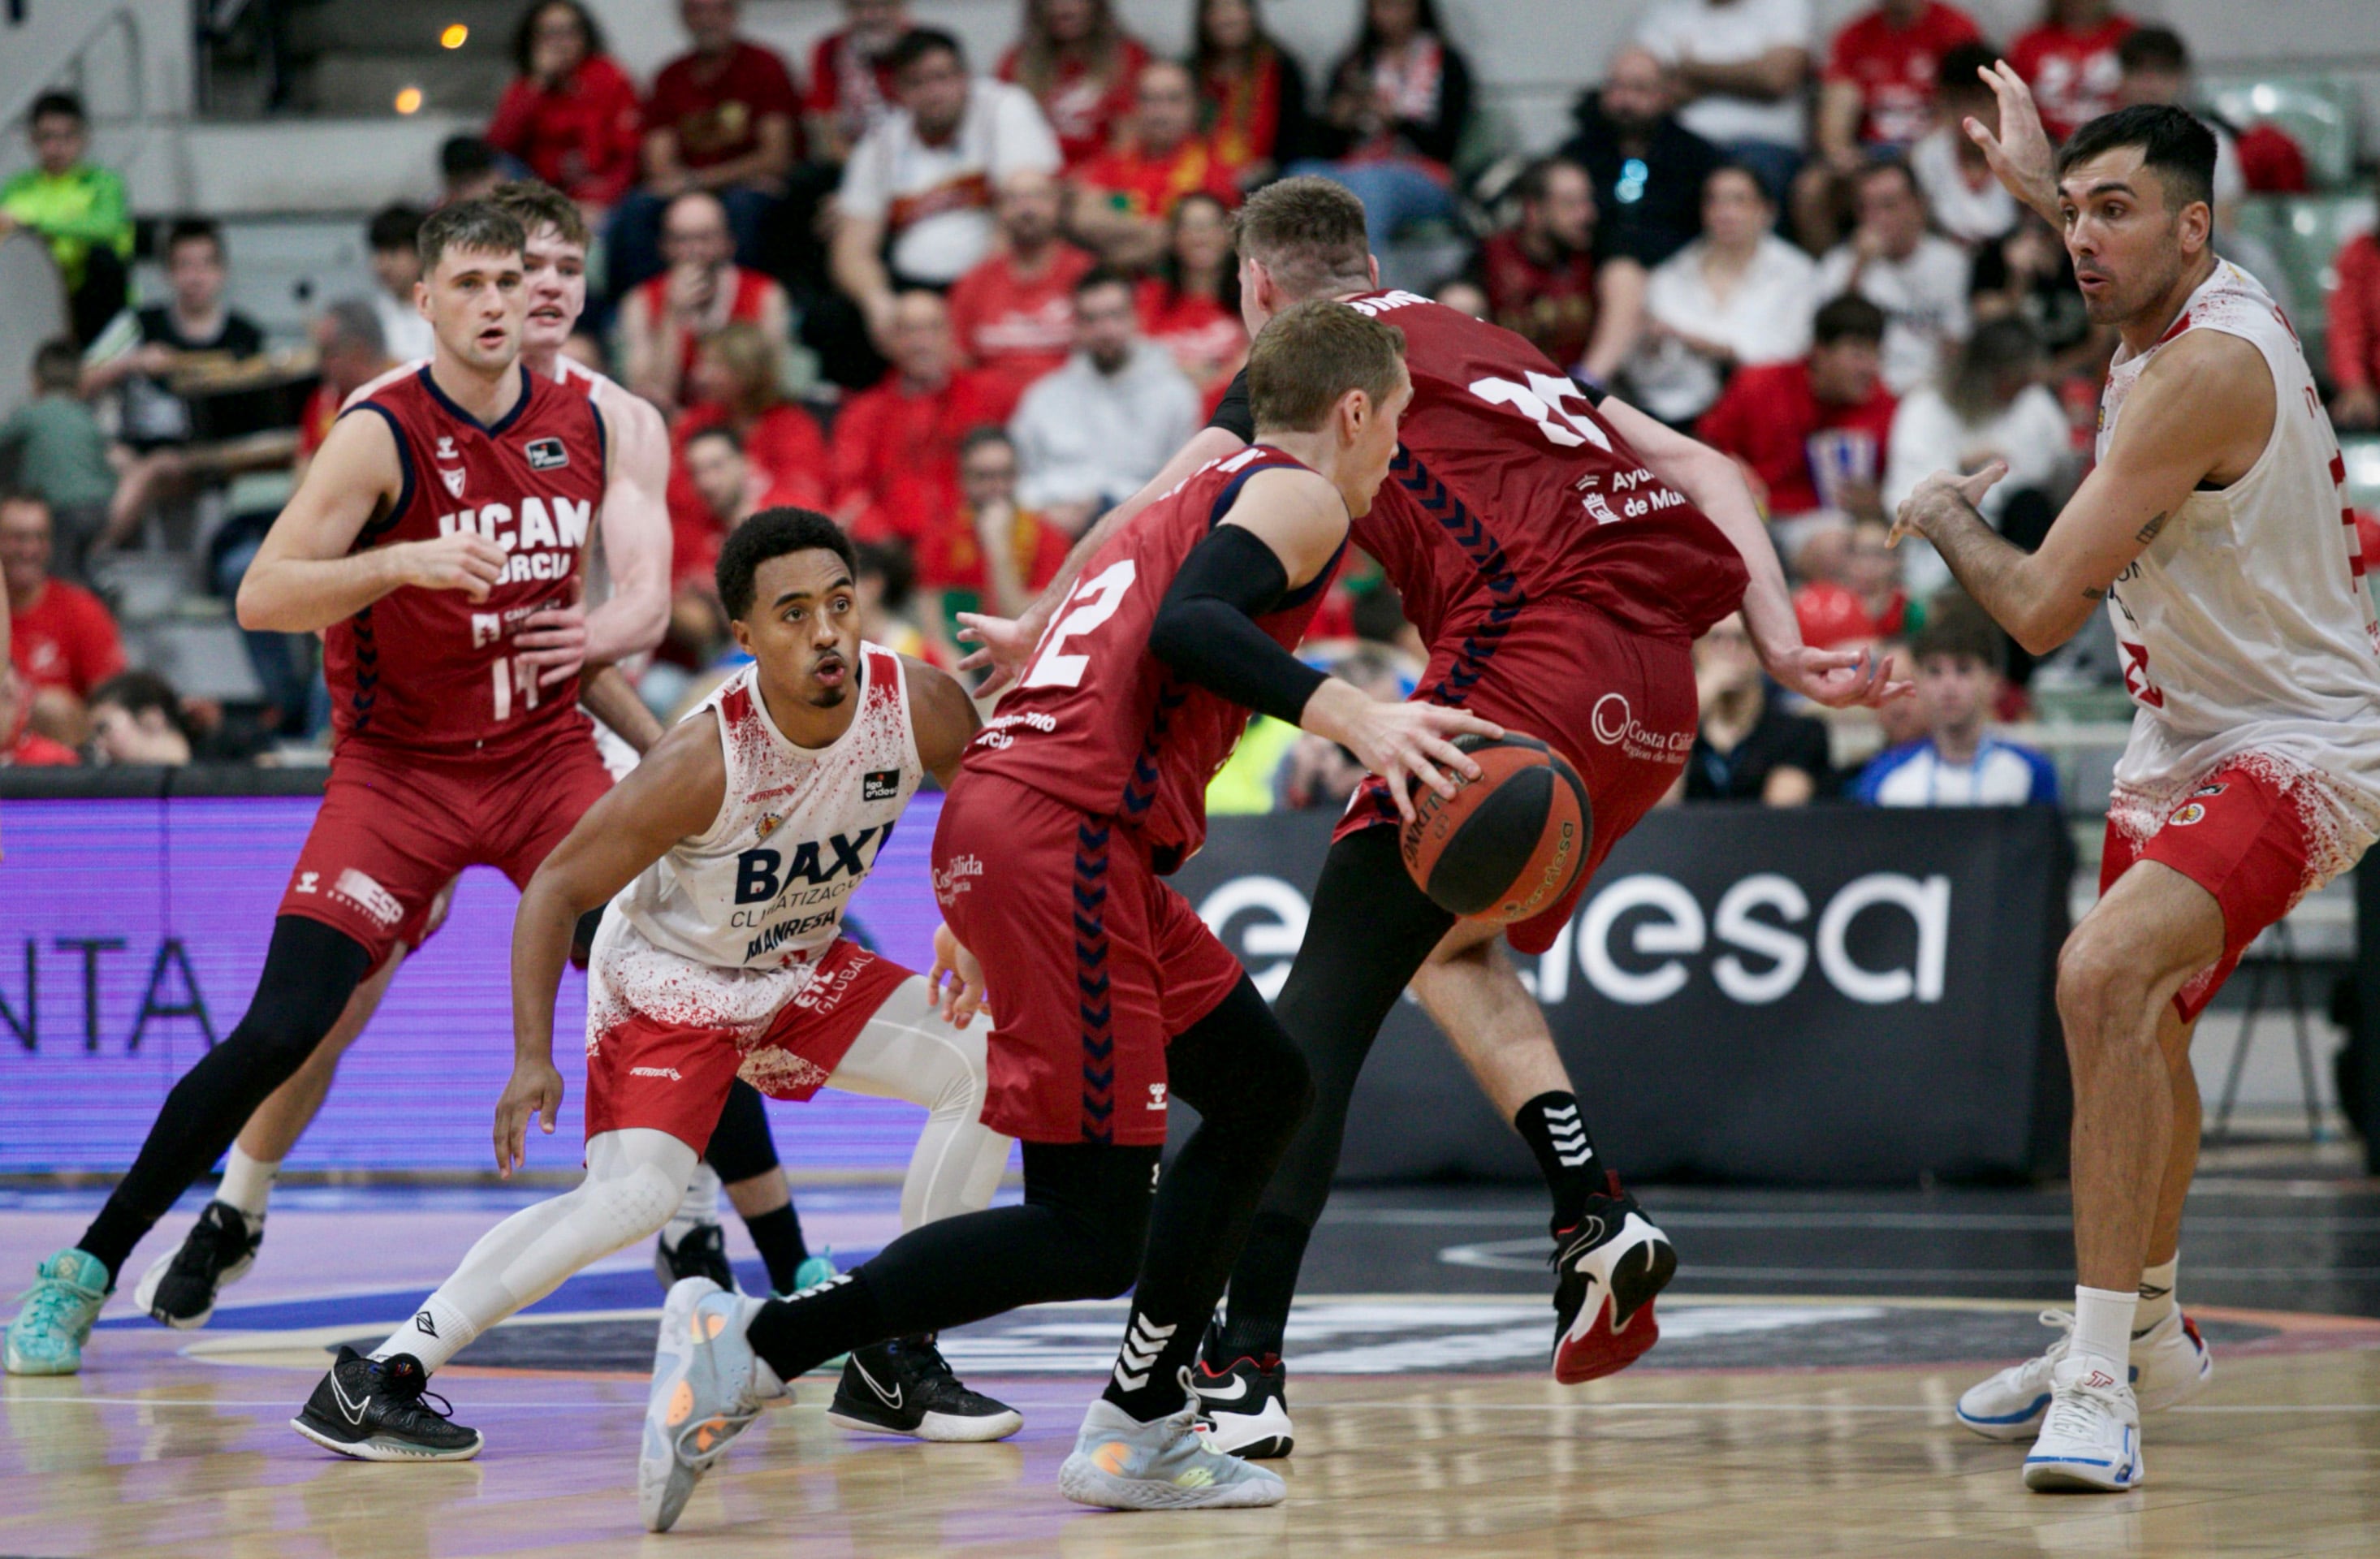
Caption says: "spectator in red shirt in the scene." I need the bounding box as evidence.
[667,322,830,557]
[948,168,1095,419]
[607,0,801,291]
[1136,192,1247,413]
[1000,0,1151,171]
[1696,293,1896,578]
[619,190,793,417]
[1464,155,1646,385]
[1795,0,1982,248]
[805,0,911,165]
[3,490,125,746]
[486,2,644,218]
[1794,517,1911,651]
[831,291,1005,545]
[2008,0,2136,143]
[1071,61,1238,270]
[2334,222,2380,431]
[914,425,1072,659]
[1190,0,1313,190]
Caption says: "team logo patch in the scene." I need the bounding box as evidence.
[525,437,569,471]
[2171,803,2208,827]
[754,811,784,842]
[862,769,901,801]
[439,464,466,499]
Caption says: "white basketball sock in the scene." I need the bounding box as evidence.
[374,1128,698,1373]
[2135,1254,2179,1335]
[2072,1285,2138,1370]
[216,1147,279,1221]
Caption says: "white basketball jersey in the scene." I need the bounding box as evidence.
[2096,259,2380,877]
[591,646,923,1038]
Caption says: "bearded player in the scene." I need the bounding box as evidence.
[126,183,823,1337]
[631,302,1496,1525]
[4,201,635,1377]
[1899,82,2380,1492]
[961,176,1899,1457]
[288,510,1018,1460]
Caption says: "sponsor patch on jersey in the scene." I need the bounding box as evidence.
[2171,802,2208,827]
[525,436,569,471]
[862,769,901,801]
[331,868,405,927]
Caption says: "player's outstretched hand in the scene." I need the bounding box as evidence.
[493,1056,565,1177]
[1311,684,1504,824]
[953,607,1044,697]
[1890,461,2008,549]
[1965,61,2059,221]
[518,600,590,687]
[400,531,508,602]
[928,922,989,1029]
[1768,645,1912,710]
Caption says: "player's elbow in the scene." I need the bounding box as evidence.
[2009,601,2088,659]
[235,569,288,632]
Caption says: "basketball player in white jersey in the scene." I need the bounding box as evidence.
[1894,79,2380,1492]
[290,508,1022,1460]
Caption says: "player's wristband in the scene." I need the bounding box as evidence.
[1149,525,1329,726]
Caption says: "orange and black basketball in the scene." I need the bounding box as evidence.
[1400,733,1592,923]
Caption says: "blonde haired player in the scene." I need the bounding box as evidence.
[1895,78,2380,1491]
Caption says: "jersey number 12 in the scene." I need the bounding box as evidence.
[1022,559,1138,689]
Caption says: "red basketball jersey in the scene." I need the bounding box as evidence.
[327,363,608,756]
[1339,289,1748,650]
[962,445,1339,868]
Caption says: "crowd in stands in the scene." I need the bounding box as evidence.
[3,0,2376,813]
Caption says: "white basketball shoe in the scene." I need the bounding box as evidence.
[1956,1306,2209,1441]
[2022,1355,2144,1492]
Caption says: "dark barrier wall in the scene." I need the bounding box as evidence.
[0,772,2070,1185]
[1168,805,2075,1187]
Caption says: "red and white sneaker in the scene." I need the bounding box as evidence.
[1550,1177,1676,1384]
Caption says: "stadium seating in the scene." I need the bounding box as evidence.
[2202,74,2364,190]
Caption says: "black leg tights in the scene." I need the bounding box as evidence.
[79,917,372,1280]
[1217,828,1452,1362]
[743,976,1314,1400]
[1099,974,1314,1419]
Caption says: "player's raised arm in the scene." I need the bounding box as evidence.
[1598,391,1902,709]
[236,409,507,633]
[498,714,728,1173]
[1894,330,2272,654]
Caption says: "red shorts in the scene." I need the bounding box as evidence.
[1337,600,1698,954]
[278,730,614,968]
[2101,762,2317,1022]
[933,771,1244,1147]
[584,938,913,1149]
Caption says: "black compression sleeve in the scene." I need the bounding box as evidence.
[1208,369,1255,441]
[1148,524,1328,726]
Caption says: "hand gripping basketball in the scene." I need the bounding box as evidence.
[1400,733,1594,924]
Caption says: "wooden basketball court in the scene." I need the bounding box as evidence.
[7,1287,2378,1557]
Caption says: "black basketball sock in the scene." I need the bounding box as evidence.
[1216,1211,1312,1363]
[745,1267,885,1382]
[742,1205,810,1295]
[1514,1090,1600,1237]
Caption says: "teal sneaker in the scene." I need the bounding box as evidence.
[781,1250,844,1369]
[6,1249,113,1376]
[1057,1371,1287,1510]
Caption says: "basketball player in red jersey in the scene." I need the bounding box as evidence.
[961,177,1902,1457]
[6,204,628,1396]
[634,301,1497,1518]
[128,184,813,1331]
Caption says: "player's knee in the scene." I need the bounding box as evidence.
[589,1159,688,1245]
[2055,928,2156,1045]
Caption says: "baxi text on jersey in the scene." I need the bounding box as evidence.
[434,497,592,582]
[733,824,893,907]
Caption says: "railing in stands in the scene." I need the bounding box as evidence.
[0,0,190,131]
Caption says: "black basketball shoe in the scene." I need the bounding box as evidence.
[826,1336,1023,1441]
[1192,1323,1294,1459]
[135,1199,264,1329]
[1552,1172,1676,1384]
[654,1221,737,1293]
[291,1347,483,1461]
